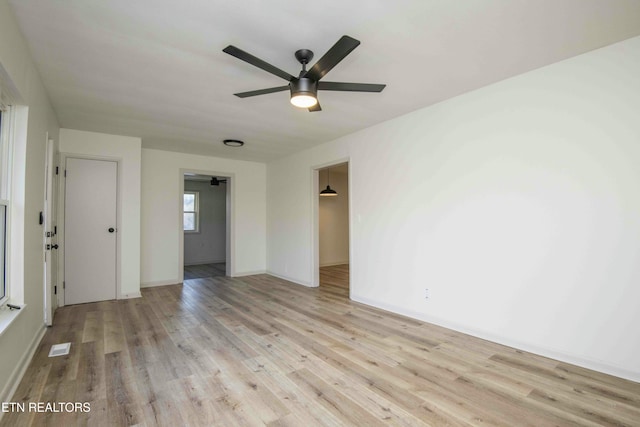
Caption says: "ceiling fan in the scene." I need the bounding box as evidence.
[210,177,227,186]
[223,35,386,112]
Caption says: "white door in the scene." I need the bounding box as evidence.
[64,158,117,305]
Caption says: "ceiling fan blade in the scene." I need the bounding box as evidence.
[318,82,386,92]
[308,102,322,112]
[234,86,290,98]
[304,35,360,81]
[223,45,295,82]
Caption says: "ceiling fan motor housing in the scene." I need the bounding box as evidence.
[290,77,317,97]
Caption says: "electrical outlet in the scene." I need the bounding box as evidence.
[425,288,430,299]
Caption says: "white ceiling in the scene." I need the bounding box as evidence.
[8,0,640,163]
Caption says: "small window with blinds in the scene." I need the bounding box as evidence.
[183,191,199,233]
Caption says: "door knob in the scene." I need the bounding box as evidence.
[51,244,59,249]
[108,227,115,233]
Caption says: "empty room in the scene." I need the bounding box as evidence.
[0,1,639,426]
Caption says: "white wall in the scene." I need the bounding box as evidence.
[319,169,349,266]
[267,36,640,381]
[184,180,226,265]
[0,0,60,403]
[141,149,266,286]
[59,128,142,299]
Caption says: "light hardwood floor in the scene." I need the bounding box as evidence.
[2,266,639,426]
[319,263,349,291]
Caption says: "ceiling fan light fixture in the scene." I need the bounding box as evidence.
[290,94,317,108]
[290,78,318,108]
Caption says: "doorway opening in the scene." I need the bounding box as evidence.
[317,162,350,294]
[182,173,229,281]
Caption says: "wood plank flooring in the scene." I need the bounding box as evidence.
[319,264,349,291]
[184,262,226,280]
[2,265,639,426]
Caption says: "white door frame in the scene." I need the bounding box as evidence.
[311,158,352,293]
[58,153,122,306]
[178,169,235,280]
[43,135,56,325]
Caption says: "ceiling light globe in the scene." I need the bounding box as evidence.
[290,94,318,108]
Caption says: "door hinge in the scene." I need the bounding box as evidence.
[54,286,57,295]
[54,225,57,235]
[63,281,65,289]
[55,166,59,175]
[64,169,67,177]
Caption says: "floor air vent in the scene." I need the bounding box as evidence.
[48,343,71,357]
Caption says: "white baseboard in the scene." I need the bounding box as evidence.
[351,294,640,383]
[232,270,266,278]
[140,279,181,288]
[0,325,46,409]
[266,271,316,288]
[119,292,142,299]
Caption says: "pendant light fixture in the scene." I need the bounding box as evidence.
[320,168,337,197]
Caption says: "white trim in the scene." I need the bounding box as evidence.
[55,151,64,308]
[43,135,54,326]
[141,279,181,288]
[0,201,8,307]
[7,106,27,305]
[232,270,266,278]
[119,292,142,299]
[0,105,15,307]
[266,271,314,287]
[351,293,640,383]
[0,324,46,412]
[0,302,25,338]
